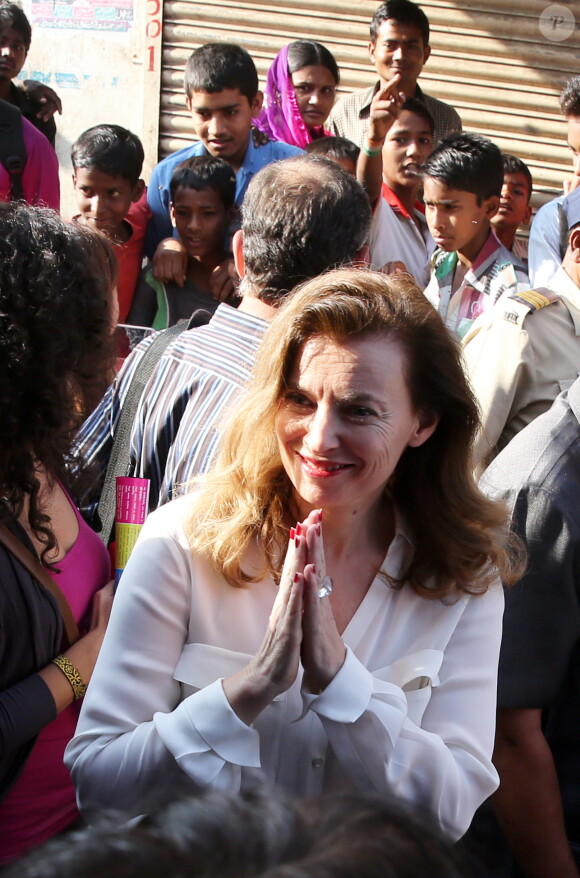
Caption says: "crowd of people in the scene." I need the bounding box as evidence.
[1,0,580,876]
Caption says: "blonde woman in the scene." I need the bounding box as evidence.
[67,269,521,840]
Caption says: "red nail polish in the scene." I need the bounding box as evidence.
[295,536,301,548]
[294,573,300,582]
[289,527,296,540]
[296,523,303,535]
[319,509,323,521]
[316,525,321,536]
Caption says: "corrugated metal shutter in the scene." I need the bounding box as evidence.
[159,0,580,202]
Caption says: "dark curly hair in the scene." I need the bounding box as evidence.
[560,75,580,118]
[0,203,117,560]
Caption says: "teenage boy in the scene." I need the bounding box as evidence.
[422,132,529,338]
[328,0,461,149]
[491,153,532,264]
[146,43,302,255]
[128,156,237,328]
[72,125,149,323]
[358,85,435,286]
[529,75,580,287]
[0,2,61,145]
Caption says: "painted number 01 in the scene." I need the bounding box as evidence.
[147,0,161,72]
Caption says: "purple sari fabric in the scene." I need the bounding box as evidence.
[254,45,327,149]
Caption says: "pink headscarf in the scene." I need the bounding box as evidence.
[254,45,328,149]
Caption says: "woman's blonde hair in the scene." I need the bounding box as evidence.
[185,268,522,597]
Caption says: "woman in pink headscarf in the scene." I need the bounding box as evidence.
[255,41,339,148]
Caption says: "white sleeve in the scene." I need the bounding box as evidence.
[528,201,563,288]
[65,506,260,817]
[301,583,504,841]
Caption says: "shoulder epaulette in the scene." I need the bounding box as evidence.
[509,288,558,312]
[500,287,558,326]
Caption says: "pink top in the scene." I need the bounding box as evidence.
[0,491,109,864]
[0,115,60,211]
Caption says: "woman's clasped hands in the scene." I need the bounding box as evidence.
[223,509,346,725]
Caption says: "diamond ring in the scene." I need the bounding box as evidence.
[318,575,333,599]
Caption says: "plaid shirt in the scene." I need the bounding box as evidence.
[73,304,268,516]
[327,82,462,148]
[424,231,530,338]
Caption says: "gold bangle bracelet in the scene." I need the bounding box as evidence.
[51,655,87,700]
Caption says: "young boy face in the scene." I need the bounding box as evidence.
[186,88,262,172]
[0,26,28,82]
[423,176,499,261]
[170,185,232,259]
[73,167,144,240]
[491,171,531,234]
[382,109,433,192]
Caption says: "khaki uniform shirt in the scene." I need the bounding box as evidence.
[463,266,580,471]
[327,82,462,148]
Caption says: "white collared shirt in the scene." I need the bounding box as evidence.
[66,496,503,840]
[369,187,435,288]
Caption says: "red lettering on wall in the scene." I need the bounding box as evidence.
[146,19,161,38]
[145,0,162,75]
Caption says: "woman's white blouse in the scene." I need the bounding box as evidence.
[66,496,504,840]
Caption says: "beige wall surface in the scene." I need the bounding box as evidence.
[22,0,163,218]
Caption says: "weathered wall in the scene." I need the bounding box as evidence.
[22,0,163,217]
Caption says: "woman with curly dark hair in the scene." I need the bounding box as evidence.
[0,202,117,864]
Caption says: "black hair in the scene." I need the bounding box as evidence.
[71,125,145,187]
[501,153,532,201]
[370,0,430,45]
[305,136,360,162]
[10,791,475,878]
[5,825,191,878]
[422,132,503,203]
[142,791,310,876]
[240,155,371,305]
[9,792,309,878]
[287,40,339,85]
[0,204,116,562]
[401,96,434,134]
[184,43,258,103]
[264,793,478,878]
[560,75,580,118]
[0,2,31,48]
[170,155,236,209]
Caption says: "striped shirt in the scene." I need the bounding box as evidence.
[74,304,268,515]
[327,82,462,148]
[424,231,530,338]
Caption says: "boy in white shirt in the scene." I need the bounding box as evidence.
[358,95,435,286]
